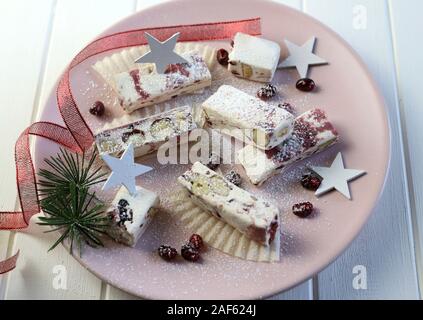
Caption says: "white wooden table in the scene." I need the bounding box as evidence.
[0,0,421,300]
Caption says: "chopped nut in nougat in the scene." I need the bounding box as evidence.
[178,162,280,245]
[228,33,281,83]
[95,105,196,158]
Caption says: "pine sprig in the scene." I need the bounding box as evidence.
[38,183,109,254]
[37,148,107,203]
[37,149,110,255]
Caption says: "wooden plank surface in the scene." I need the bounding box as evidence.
[0,0,56,299]
[304,0,419,299]
[389,0,423,294]
[0,233,10,298]
[4,0,137,299]
[4,214,102,299]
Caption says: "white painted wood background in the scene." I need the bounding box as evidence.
[0,0,421,300]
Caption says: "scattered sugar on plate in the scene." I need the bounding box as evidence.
[66,43,342,297]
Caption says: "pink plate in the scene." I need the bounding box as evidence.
[34,0,390,299]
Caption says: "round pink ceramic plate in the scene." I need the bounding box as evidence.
[34,0,390,299]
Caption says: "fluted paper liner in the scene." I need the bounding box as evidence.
[92,42,216,91]
[170,190,281,262]
[92,43,216,132]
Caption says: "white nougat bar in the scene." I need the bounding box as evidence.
[228,32,281,83]
[178,162,280,246]
[238,109,339,185]
[106,186,159,247]
[201,85,294,150]
[113,51,211,113]
[95,105,196,158]
[92,43,216,89]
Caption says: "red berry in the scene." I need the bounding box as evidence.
[89,101,105,117]
[224,170,242,187]
[296,78,316,92]
[121,128,144,143]
[301,173,322,191]
[292,202,314,218]
[181,243,200,262]
[257,84,277,100]
[158,245,178,261]
[164,64,190,77]
[205,153,221,171]
[216,49,229,66]
[268,221,279,244]
[189,234,204,250]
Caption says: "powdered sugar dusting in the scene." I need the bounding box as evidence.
[203,85,293,132]
[67,42,341,299]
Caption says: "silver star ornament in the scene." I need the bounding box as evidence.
[278,37,327,78]
[102,143,153,196]
[311,152,366,200]
[135,32,189,73]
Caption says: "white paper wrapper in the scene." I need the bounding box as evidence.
[170,190,281,262]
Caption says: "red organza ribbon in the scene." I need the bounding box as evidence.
[0,17,261,274]
[0,251,19,275]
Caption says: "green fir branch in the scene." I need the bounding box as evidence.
[37,149,110,255]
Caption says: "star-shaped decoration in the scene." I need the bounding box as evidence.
[135,32,189,74]
[278,37,328,78]
[311,152,366,200]
[102,143,153,196]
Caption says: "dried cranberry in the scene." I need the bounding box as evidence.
[189,234,204,250]
[301,173,322,191]
[205,153,221,170]
[268,221,279,244]
[181,243,200,262]
[89,101,105,117]
[296,78,316,92]
[122,128,144,143]
[257,84,277,100]
[292,202,314,218]
[224,170,242,187]
[158,245,178,261]
[164,64,190,77]
[216,49,229,66]
[118,199,129,207]
[116,198,133,226]
[121,132,131,143]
